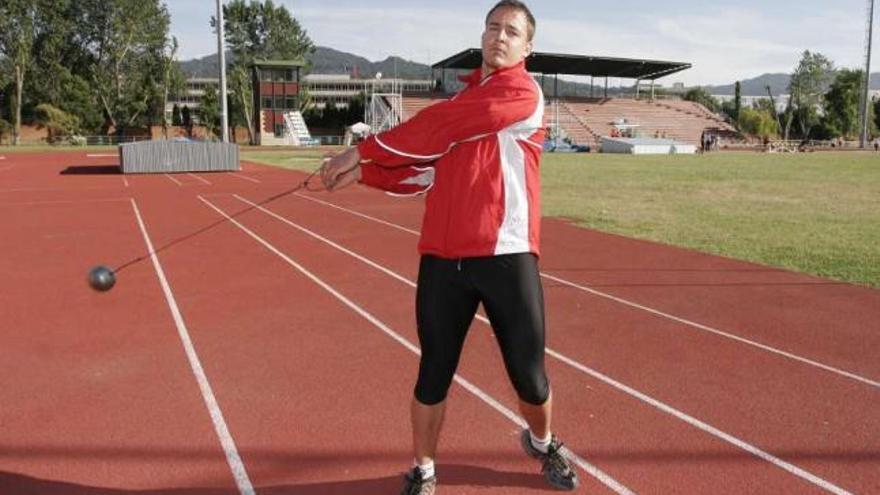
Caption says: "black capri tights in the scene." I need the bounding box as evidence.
[414,253,550,406]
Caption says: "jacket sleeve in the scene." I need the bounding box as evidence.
[358,162,435,195]
[357,77,539,167]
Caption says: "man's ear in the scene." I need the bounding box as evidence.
[523,41,534,60]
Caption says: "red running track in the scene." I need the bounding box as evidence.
[0,151,877,494]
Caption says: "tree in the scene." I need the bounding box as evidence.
[34,103,80,142]
[822,69,866,140]
[733,81,742,123]
[197,84,221,139]
[752,98,777,115]
[159,36,185,139]
[0,0,37,145]
[784,51,834,140]
[171,103,182,126]
[683,87,720,113]
[873,96,880,134]
[216,0,315,144]
[181,105,192,137]
[738,108,778,139]
[0,118,11,145]
[75,0,172,136]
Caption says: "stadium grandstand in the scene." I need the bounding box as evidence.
[391,49,739,152]
[167,49,738,150]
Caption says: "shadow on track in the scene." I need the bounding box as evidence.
[60,165,121,175]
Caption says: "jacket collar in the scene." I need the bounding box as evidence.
[458,60,527,86]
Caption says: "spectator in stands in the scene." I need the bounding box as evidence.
[320,2,579,494]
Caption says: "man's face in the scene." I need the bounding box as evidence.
[481,7,533,74]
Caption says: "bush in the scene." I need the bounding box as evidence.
[67,135,87,146]
[35,104,81,141]
[739,108,779,139]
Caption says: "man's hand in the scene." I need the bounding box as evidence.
[321,147,361,191]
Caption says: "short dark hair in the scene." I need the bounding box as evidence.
[485,0,536,41]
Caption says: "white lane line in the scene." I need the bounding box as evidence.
[291,192,879,391]
[0,164,15,172]
[540,273,880,390]
[234,194,855,495]
[0,156,6,160]
[122,176,130,188]
[164,174,183,186]
[188,173,212,185]
[86,153,118,158]
[294,192,420,235]
[229,173,261,184]
[0,185,118,193]
[0,197,130,207]
[129,198,255,495]
[205,196,633,495]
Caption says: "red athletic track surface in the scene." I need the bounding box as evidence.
[1,151,877,495]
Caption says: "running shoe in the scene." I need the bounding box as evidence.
[520,429,579,491]
[399,466,437,495]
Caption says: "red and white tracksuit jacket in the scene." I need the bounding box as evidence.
[357,61,545,259]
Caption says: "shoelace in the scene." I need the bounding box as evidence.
[405,469,430,495]
[544,442,573,477]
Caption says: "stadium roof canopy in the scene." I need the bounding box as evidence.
[432,49,691,81]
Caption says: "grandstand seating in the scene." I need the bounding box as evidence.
[400,93,737,149]
[401,93,448,121]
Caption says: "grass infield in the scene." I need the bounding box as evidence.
[249,149,880,288]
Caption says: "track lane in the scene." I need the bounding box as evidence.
[215,193,844,493]
[0,194,241,493]
[230,185,876,493]
[124,189,629,494]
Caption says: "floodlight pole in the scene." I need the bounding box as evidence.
[860,0,875,148]
[216,0,229,143]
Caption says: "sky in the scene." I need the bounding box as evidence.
[168,0,879,87]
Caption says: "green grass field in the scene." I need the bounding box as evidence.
[247,149,880,288]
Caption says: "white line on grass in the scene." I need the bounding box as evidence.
[164,174,183,186]
[202,195,633,495]
[233,194,855,495]
[290,191,880,391]
[129,198,255,495]
[188,173,212,185]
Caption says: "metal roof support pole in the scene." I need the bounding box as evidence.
[636,79,641,100]
[604,77,608,98]
[651,80,655,100]
[591,76,594,98]
[554,74,560,148]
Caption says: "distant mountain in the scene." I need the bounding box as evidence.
[178,48,880,95]
[178,46,432,80]
[704,73,791,96]
[703,72,880,96]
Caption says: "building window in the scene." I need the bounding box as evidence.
[286,96,297,109]
[274,95,284,109]
[274,123,284,137]
[262,97,272,109]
